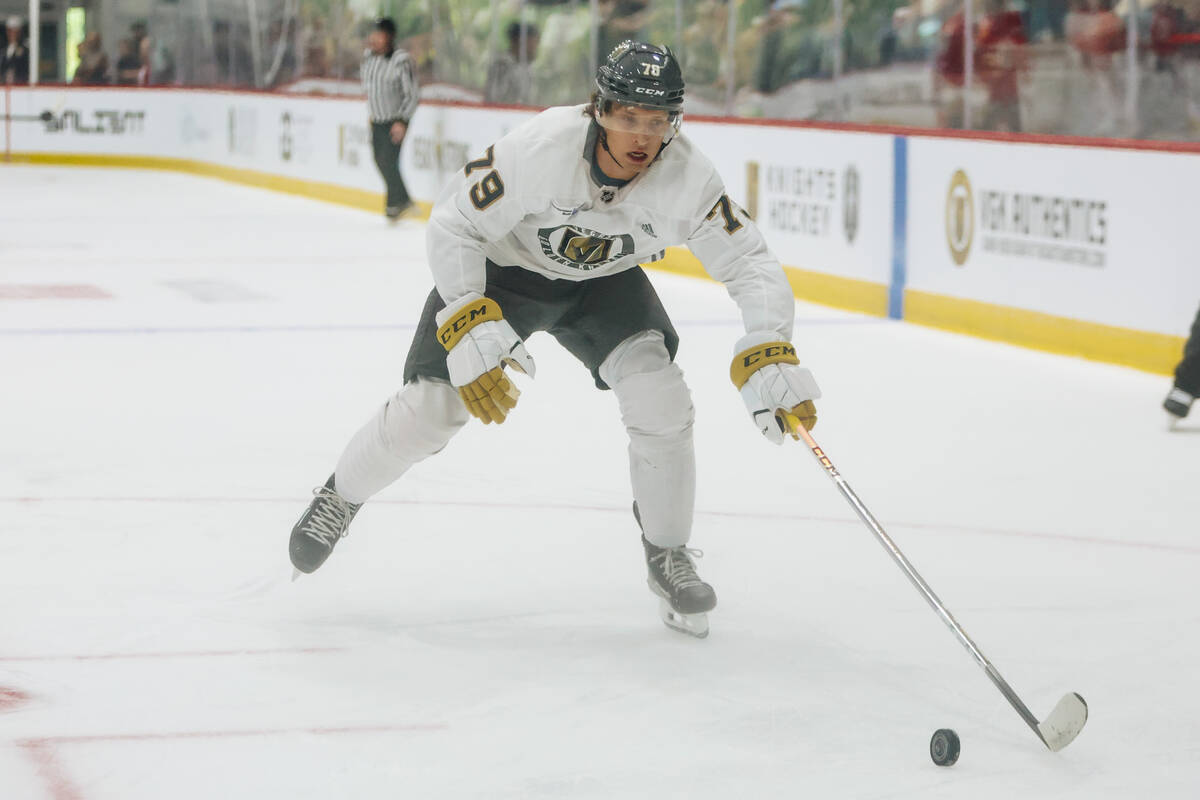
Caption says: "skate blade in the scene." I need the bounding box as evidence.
[659,598,709,639]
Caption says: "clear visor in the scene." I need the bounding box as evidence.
[596,103,681,140]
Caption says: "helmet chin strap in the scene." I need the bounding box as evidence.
[597,126,625,168]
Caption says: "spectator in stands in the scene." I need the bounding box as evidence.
[681,1,730,90]
[879,11,899,67]
[485,21,539,104]
[263,18,298,87]
[130,20,148,53]
[2,16,29,84]
[298,16,331,79]
[528,3,592,106]
[598,0,651,62]
[975,0,1028,131]
[362,17,419,222]
[137,35,175,86]
[72,32,110,85]
[934,8,967,128]
[754,0,803,93]
[1063,0,1091,50]
[115,38,141,85]
[1067,0,1125,133]
[213,20,255,86]
[1150,0,1183,73]
[1163,303,1200,423]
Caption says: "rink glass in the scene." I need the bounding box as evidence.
[33,0,1200,142]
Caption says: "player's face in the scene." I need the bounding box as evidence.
[597,104,672,174]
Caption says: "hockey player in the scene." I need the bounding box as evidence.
[289,41,821,637]
[1163,302,1200,426]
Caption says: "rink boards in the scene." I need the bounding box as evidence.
[4,84,1196,374]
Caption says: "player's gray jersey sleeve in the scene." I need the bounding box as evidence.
[426,136,542,304]
[687,175,795,342]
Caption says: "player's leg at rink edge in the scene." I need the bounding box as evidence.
[599,330,696,550]
[287,379,468,575]
[335,379,470,504]
[602,331,715,638]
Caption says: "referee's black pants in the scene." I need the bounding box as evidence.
[1175,303,1200,394]
[371,121,411,212]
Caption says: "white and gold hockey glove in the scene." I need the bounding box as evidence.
[730,332,821,444]
[436,293,536,424]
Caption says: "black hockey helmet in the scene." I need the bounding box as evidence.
[595,41,684,142]
[596,40,684,110]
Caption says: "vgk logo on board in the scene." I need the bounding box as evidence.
[945,169,974,266]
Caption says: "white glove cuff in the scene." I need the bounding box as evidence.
[434,291,486,328]
[734,329,794,356]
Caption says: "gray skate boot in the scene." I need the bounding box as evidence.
[289,474,361,575]
[634,502,717,638]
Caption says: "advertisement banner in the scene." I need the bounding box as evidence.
[7,86,1190,369]
[6,90,893,299]
[7,88,166,156]
[687,124,893,288]
[907,136,1200,336]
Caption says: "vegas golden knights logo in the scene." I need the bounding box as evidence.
[558,230,614,265]
[945,169,974,266]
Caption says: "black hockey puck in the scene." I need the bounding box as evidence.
[929,728,960,766]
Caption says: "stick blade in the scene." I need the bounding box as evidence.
[1038,692,1088,751]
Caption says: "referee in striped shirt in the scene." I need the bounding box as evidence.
[362,18,419,221]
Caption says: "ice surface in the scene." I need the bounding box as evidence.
[2,166,1198,798]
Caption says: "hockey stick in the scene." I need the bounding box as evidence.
[792,423,1088,752]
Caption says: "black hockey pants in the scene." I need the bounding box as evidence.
[1175,303,1200,395]
[371,121,411,212]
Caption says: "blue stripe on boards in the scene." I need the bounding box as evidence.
[890,136,908,321]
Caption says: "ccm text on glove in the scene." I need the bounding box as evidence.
[436,294,536,424]
[730,337,821,444]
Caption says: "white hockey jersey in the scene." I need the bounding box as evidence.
[426,105,796,341]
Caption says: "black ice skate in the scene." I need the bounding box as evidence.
[634,502,717,638]
[1163,386,1194,427]
[289,474,361,576]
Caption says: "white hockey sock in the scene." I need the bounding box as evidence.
[334,379,468,504]
[603,332,696,549]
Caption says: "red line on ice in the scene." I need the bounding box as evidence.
[18,739,85,800]
[0,646,345,663]
[0,284,113,300]
[30,723,448,745]
[16,724,446,800]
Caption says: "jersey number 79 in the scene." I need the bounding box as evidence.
[464,145,505,211]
